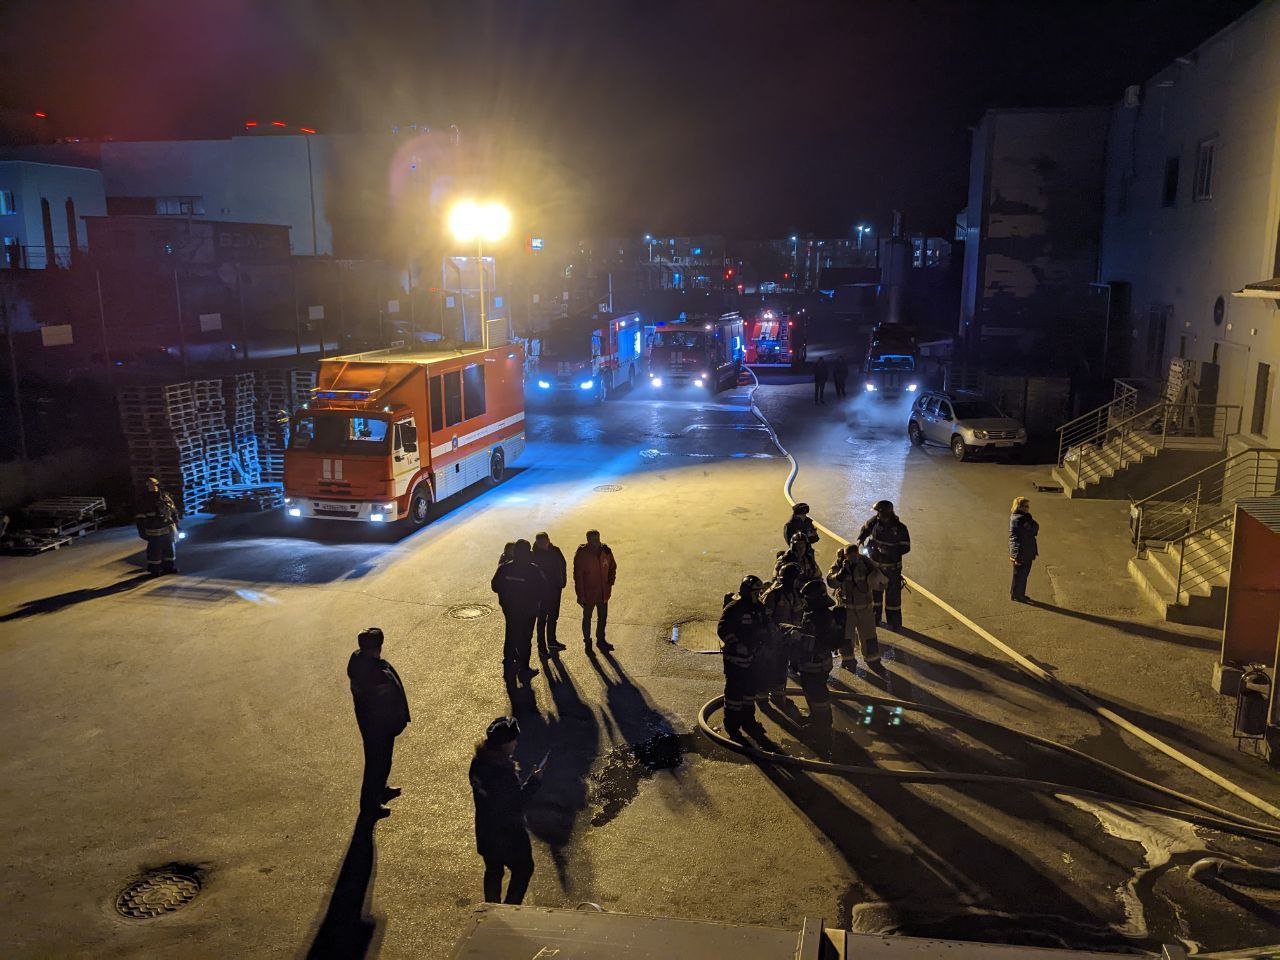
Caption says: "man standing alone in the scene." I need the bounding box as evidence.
[573,530,617,653]
[135,476,181,576]
[470,716,543,904]
[491,540,547,682]
[347,627,410,819]
[531,532,567,656]
[1009,497,1040,602]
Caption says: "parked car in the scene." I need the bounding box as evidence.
[907,390,1027,461]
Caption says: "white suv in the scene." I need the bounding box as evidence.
[907,391,1027,461]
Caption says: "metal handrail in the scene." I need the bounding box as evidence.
[1133,447,1280,511]
[1174,514,1235,602]
[1062,401,1244,493]
[1056,378,1163,466]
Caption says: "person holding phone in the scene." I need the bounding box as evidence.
[469,716,544,904]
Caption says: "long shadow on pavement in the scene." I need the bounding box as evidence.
[1024,599,1220,651]
[0,571,154,622]
[304,813,383,960]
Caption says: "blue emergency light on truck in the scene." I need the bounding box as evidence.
[527,311,647,402]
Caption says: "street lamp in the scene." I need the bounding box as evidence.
[856,224,872,250]
[448,199,511,349]
[645,234,654,262]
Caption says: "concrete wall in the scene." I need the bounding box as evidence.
[1099,0,1280,446]
[0,161,108,267]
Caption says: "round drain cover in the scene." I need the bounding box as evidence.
[448,604,492,621]
[116,869,201,919]
[594,484,623,493]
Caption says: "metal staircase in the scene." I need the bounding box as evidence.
[1127,448,1280,625]
[1053,379,1241,497]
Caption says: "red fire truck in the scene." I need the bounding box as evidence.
[646,312,744,392]
[528,311,648,402]
[743,310,805,366]
[283,344,526,525]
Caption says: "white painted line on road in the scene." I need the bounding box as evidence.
[745,369,1280,824]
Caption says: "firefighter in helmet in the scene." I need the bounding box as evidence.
[136,476,181,576]
[826,545,887,671]
[775,531,820,583]
[783,502,819,548]
[795,579,840,741]
[717,575,773,745]
[760,562,805,707]
[856,499,910,629]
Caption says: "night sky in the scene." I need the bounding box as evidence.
[0,0,1260,239]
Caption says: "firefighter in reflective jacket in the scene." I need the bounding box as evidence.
[783,502,819,548]
[760,563,805,706]
[136,476,180,576]
[826,546,887,671]
[857,499,910,628]
[717,575,772,743]
[796,579,839,735]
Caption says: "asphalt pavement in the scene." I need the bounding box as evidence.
[1,367,1278,958]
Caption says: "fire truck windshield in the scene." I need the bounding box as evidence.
[652,330,705,349]
[290,413,390,454]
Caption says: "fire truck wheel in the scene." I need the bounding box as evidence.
[488,448,506,485]
[408,488,433,526]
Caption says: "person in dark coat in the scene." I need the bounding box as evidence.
[531,531,567,656]
[830,355,849,398]
[573,530,617,653]
[469,716,543,904]
[347,627,411,818]
[857,499,911,629]
[717,575,773,744]
[812,357,829,405]
[1009,497,1040,602]
[491,539,547,682]
[135,476,181,576]
[783,502,819,548]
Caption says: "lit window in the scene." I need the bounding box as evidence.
[0,190,15,216]
[1193,139,1215,201]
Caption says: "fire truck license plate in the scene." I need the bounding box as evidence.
[319,501,356,512]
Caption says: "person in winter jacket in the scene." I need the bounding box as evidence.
[347,627,411,818]
[783,502,819,547]
[491,540,548,682]
[717,575,774,744]
[761,563,805,706]
[469,716,543,904]
[135,476,181,576]
[531,532,567,656]
[812,357,829,405]
[775,531,820,583]
[827,546,887,670]
[1009,497,1040,602]
[573,530,617,653]
[831,355,849,398]
[796,580,840,742]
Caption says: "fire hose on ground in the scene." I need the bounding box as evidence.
[740,367,1280,827]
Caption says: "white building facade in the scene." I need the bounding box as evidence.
[1099,0,1280,444]
[0,161,107,269]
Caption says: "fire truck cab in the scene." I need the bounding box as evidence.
[283,345,525,525]
[529,311,647,402]
[863,323,920,399]
[646,312,744,392]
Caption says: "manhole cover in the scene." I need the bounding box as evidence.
[593,484,623,493]
[448,604,492,621]
[115,868,201,919]
[670,619,720,653]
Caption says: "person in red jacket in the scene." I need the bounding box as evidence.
[573,529,617,653]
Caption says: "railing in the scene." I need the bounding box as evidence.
[1131,447,1280,554]
[1059,401,1243,493]
[1056,377,1162,466]
[1174,515,1235,604]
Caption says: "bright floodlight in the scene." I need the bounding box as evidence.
[448,199,511,244]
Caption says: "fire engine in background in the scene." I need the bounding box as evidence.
[863,322,919,399]
[528,311,647,402]
[647,312,744,392]
[743,309,806,367]
[283,344,525,526]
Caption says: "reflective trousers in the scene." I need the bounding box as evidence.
[145,534,177,575]
[873,564,903,627]
[838,602,880,664]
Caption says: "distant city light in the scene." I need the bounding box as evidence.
[299,127,317,134]
[33,111,47,118]
[271,121,287,127]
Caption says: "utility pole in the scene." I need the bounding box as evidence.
[95,267,111,373]
[1,293,28,462]
[172,268,189,377]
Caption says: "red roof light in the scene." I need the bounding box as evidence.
[244,120,258,128]
[271,121,287,128]
[299,127,316,134]
[34,111,47,118]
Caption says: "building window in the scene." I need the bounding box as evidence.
[2,237,19,268]
[462,364,486,419]
[1193,139,1215,201]
[0,190,15,215]
[429,376,444,432]
[1251,362,1271,437]
[155,196,206,216]
[1161,157,1180,207]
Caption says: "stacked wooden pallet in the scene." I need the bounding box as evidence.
[118,383,209,515]
[193,379,233,491]
[206,483,285,514]
[255,369,316,482]
[223,372,261,483]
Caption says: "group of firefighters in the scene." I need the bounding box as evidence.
[717,499,910,746]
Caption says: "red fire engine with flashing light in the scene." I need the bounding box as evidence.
[743,310,806,367]
[646,312,745,392]
[283,344,525,525]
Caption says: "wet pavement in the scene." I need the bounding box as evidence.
[1,365,1278,958]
